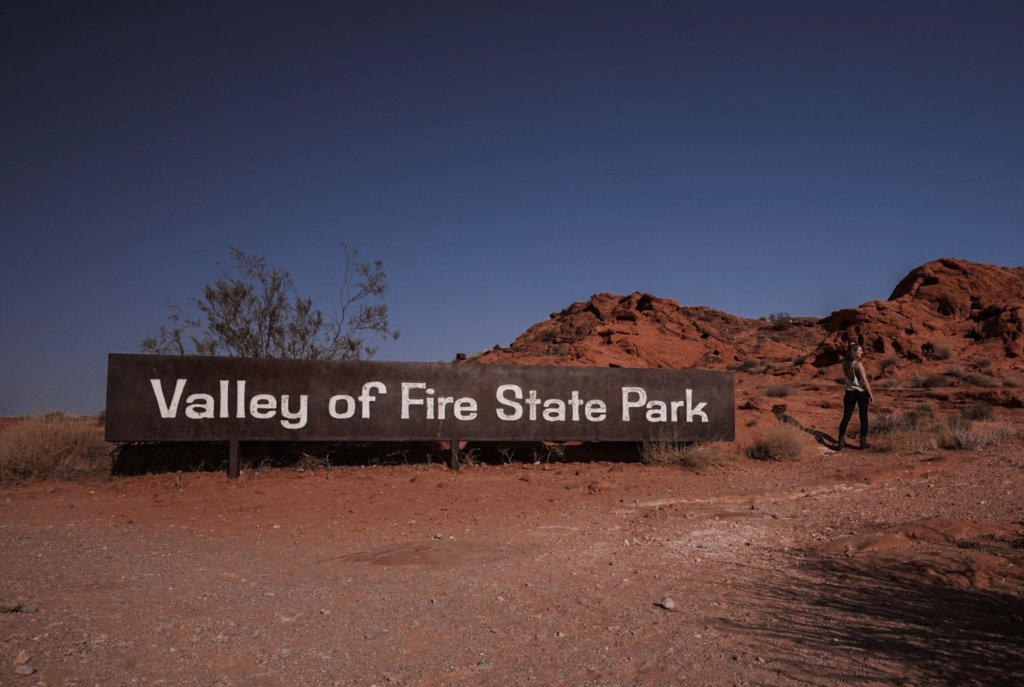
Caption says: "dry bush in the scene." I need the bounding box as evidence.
[745,423,807,461]
[961,401,994,422]
[765,384,792,398]
[963,373,999,387]
[0,414,112,485]
[940,417,1015,450]
[878,427,940,454]
[912,375,949,389]
[641,436,723,471]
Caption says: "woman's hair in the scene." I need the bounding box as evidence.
[843,342,859,377]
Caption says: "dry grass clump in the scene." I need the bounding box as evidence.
[765,384,792,398]
[745,423,807,461]
[641,435,724,471]
[874,405,1015,453]
[0,414,112,485]
[940,417,1015,450]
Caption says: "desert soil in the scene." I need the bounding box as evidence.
[2,440,1023,687]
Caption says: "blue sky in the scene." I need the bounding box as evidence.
[2,1,1022,415]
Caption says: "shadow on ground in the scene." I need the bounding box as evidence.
[718,551,1024,686]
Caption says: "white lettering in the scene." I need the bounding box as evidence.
[402,382,427,419]
[329,394,356,419]
[585,399,607,422]
[358,382,386,419]
[454,397,478,421]
[280,394,308,429]
[150,379,186,418]
[250,393,277,419]
[622,386,646,421]
[185,393,215,419]
[496,384,523,421]
[542,398,566,422]
[686,389,709,423]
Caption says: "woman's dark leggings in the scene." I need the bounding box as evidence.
[838,389,870,446]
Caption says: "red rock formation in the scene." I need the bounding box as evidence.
[816,258,1024,364]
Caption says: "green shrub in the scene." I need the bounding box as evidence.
[0,415,112,485]
[746,424,806,461]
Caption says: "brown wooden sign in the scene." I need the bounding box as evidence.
[106,354,734,443]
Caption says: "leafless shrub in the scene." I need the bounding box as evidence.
[745,424,806,461]
[765,384,792,398]
[641,432,724,471]
[0,415,112,485]
[961,401,994,422]
[941,418,1015,450]
[912,375,949,389]
[963,373,999,387]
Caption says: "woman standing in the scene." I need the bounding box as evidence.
[837,342,874,450]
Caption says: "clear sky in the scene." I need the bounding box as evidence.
[2,1,1022,415]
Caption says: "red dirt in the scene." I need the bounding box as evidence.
[2,443,1023,686]
[2,257,1023,686]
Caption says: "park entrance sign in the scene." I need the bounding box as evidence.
[106,354,734,444]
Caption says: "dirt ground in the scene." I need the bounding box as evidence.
[2,439,1023,687]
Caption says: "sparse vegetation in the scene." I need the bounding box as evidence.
[765,384,792,398]
[963,373,999,387]
[912,375,949,389]
[141,244,398,360]
[767,312,793,331]
[929,344,951,361]
[0,414,112,485]
[940,417,1015,450]
[961,401,994,422]
[880,357,900,374]
[874,403,1014,453]
[641,434,723,471]
[745,424,806,461]
[944,366,963,379]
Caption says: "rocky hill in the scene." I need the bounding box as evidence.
[466,258,1024,443]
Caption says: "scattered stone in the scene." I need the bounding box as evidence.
[15,664,36,675]
[18,605,39,614]
[14,650,31,665]
[656,597,676,611]
[0,599,20,613]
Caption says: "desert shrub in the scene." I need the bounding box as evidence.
[963,373,999,387]
[880,427,940,453]
[961,401,995,421]
[930,344,951,361]
[734,360,769,374]
[874,406,934,435]
[973,358,991,369]
[765,384,792,398]
[0,415,112,485]
[767,312,792,331]
[880,357,900,373]
[940,417,1015,450]
[944,366,963,379]
[912,375,949,389]
[875,378,897,389]
[641,437,723,471]
[745,424,806,461]
[1003,377,1023,388]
